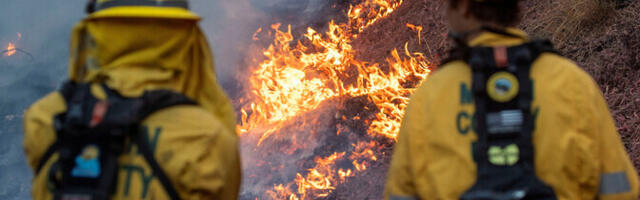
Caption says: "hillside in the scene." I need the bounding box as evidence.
[346,0,639,197]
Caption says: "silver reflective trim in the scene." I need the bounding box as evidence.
[599,171,631,195]
[487,110,523,134]
[389,195,419,200]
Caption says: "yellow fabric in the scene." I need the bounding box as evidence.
[68,16,236,133]
[89,6,200,20]
[24,10,241,200]
[385,28,639,200]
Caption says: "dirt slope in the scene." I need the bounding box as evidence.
[347,0,639,197]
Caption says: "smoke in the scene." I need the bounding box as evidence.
[192,0,359,198]
[192,0,352,90]
[0,0,351,199]
[0,1,85,199]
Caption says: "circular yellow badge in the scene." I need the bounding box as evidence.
[487,72,519,102]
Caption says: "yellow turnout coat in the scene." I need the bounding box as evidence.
[23,6,241,200]
[385,29,639,200]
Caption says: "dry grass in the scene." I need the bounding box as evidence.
[522,0,617,48]
[348,0,639,198]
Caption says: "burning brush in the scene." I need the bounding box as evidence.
[237,0,433,199]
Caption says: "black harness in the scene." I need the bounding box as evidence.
[444,34,559,200]
[36,81,195,200]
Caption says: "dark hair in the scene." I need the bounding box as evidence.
[449,0,521,26]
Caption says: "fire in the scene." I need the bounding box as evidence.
[406,23,423,44]
[239,0,432,199]
[4,33,22,57]
[5,43,16,57]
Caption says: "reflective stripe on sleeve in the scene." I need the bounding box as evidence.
[389,195,419,200]
[599,171,631,195]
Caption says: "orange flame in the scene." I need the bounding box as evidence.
[239,0,432,199]
[5,43,16,56]
[406,23,423,44]
[4,33,22,57]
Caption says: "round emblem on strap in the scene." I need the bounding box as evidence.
[487,72,519,102]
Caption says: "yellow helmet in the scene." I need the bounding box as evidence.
[86,0,199,20]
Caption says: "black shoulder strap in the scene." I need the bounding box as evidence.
[35,81,196,200]
[134,129,182,200]
[35,81,78,174]
[139,90,197,120]
[132,90,196,200]
[440,45,470,66]
[440,39,558,67]
[527,40,559,57]
[100,84,196,200]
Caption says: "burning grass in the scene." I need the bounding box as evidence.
[236,0,433,199]
[234,0,639,199]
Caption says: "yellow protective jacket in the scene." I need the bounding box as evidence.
[385,29,639,200]
[23,7,241,200]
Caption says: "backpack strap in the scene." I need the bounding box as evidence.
[134,128,182,200]
[129,89,196,200]
[35,81,196,200]
[35,81,78,174]
[461,41,558,199]
[441,39,558,67]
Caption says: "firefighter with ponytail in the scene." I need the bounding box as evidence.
[385,0,639,199]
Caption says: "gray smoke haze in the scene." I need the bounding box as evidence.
[0,0,346,199]
[0,1,85,199]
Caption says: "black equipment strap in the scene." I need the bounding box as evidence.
[460,41,559,200]
[35,82,79,174]
[36,142,59,174]
[92,0,189,13]
[121,89,195,200]
[441,26,558,66]
[442,40,558,67]
[134,126,182,200]
[35,81,195,200]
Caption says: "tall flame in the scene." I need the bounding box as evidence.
[239,0,432,199]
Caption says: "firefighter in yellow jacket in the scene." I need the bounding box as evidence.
[23,0,241,199]
[385,0,638,199]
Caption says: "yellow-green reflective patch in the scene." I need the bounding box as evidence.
[488,144,519,166]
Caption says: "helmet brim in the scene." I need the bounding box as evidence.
[89,6,200,20]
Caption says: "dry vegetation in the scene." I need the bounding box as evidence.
[346,0,639,198]
[521,0,640,172]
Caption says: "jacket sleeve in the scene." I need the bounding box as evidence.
[586,81,639,199]
[385,91,429,200]
[174,121,242,200]
[23,92,66,171]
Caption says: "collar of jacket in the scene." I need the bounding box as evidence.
[467,28,529,47]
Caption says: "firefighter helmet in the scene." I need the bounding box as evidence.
[86,0,199,20]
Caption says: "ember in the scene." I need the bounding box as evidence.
[237,0,432,199]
